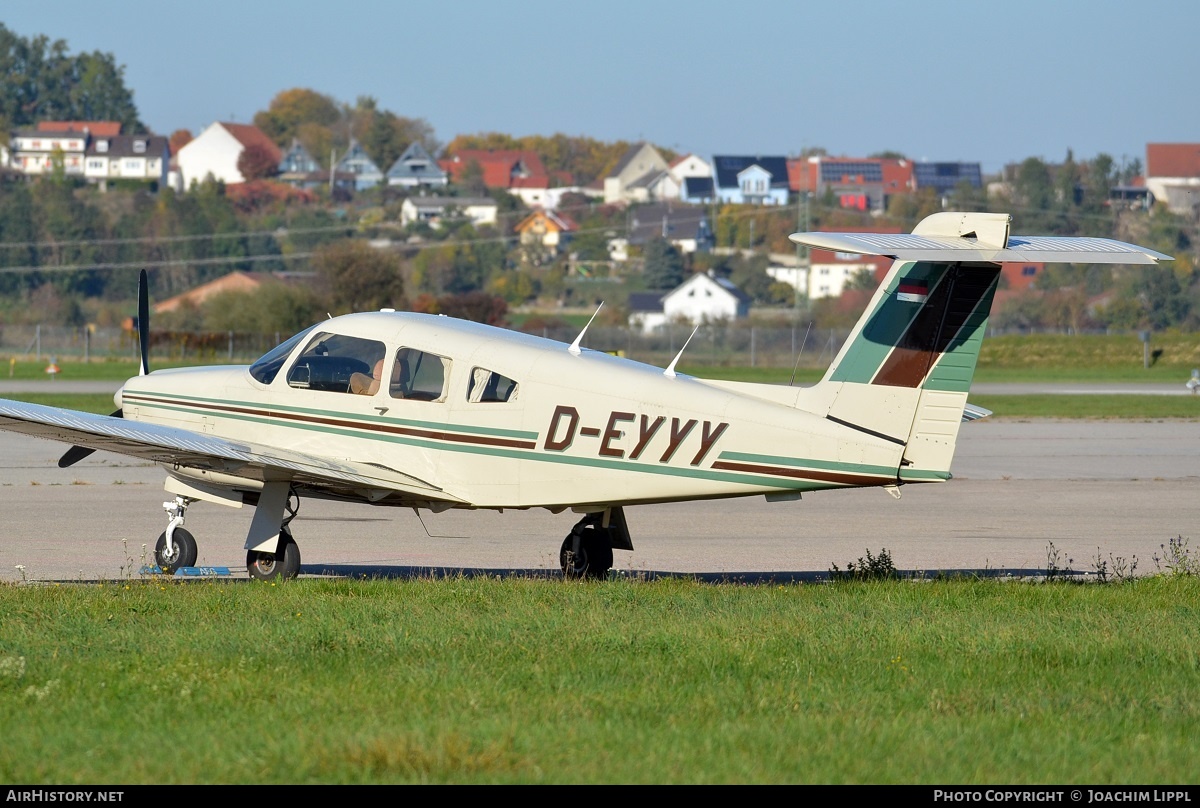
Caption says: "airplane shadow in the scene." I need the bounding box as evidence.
[298,564,1077,584]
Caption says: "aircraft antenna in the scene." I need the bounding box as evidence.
[412,508,467,539]
[789,321,812,386]
[568,302,603,356]
[664,325,699,378]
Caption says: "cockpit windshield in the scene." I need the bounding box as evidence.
[248,324,319,385]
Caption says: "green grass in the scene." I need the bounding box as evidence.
[1,572,1198,784]
[971,394,1200,420]
[4,393,118,414]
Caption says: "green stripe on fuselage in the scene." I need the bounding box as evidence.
[126,394,891,494]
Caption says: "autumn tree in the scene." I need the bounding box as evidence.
[168,129,193,154]
[237,143,280,181]
[313,240,406,313]
[254,88,341,147]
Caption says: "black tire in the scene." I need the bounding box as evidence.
[154,528,198,572]
[559,527,613,580]
[247,529,301,582]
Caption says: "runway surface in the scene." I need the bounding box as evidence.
[1,417,1197,583]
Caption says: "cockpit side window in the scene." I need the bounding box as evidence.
[467,367,519,403]
[390,347,449,402]
[286,332,387,394]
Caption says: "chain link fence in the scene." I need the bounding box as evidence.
[0,322,852,372]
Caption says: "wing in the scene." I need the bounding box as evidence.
[0,399,465,503]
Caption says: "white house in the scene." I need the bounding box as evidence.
[400,196,498,229]
[175,121,282,188]
[604,142,670,204]
[628,271,751,333]
[84,134,170,189]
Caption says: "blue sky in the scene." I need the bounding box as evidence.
[4,0,1197,173]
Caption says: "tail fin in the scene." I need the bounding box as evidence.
[790,212,1172,483]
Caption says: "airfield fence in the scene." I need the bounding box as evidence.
[0,322,855,372]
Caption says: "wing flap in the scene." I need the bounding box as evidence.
[0,399,465,503]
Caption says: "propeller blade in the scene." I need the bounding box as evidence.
[57,409,123,468]
[138,269,150,376]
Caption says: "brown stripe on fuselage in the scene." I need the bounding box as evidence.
[710,460,893,487]
[872,266,992,388]
[123,393,537,450]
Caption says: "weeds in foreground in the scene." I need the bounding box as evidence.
[829,547,898,581]
[1092,547,1139,583]
[1152,535,1199,576]
[1044,541,1076,582]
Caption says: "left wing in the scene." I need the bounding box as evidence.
[0,399,465,503]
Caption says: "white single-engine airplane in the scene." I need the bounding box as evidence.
[0,212,1172,580]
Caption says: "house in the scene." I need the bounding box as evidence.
[711,155,790,205]
[335,139,383,191]
[514,208,578,254]
[788,155,914,213]
[278,138,321,184]
[400,196,498,229]
[1144,143,1200,214]
[175,121,283,188]
[8,121,122,178]
[439,149,556,207]
[680,176,715,204]
[912,161,983,197]
[83,133,170,189]
[768,225,899,300]
[1001,262,1044,291]
[603,142,670,204]
[628,271,751,333]
[385,142,448,189]
[609,202,713,261]
[153,271,268,314]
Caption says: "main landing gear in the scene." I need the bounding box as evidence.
[246,489,301,582]
[153,489,304,581]
[559,508,632,580]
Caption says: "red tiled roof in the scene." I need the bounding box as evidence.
[220,122,282,164]
[36,120,122,137]
[439,149,549,189]
[1146,143,1200,179]
[514,208,577,234]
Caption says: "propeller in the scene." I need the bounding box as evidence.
[58,270,149,468]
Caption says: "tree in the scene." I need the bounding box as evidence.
[0,24,141,130]
[168,129,193,154]
[642,239,686,290]
[313,240,406,313]
[253,88,340,146]
[237,143,280,181]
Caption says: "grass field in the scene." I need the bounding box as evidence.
[1,571,1197,784]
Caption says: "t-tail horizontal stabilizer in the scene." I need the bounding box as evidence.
[789,211,1173,265]
[788,211,1171,485]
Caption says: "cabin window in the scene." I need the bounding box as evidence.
[390,347,450,401]
[467,367,519,403]
[286,332,386,394]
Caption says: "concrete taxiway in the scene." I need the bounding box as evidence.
[1,417,1197,583]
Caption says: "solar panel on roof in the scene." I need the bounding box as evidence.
[820,162,883,182]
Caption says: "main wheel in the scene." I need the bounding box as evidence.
[154,528,197,572]
[559,528,613,580]
[247,529,301,582]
